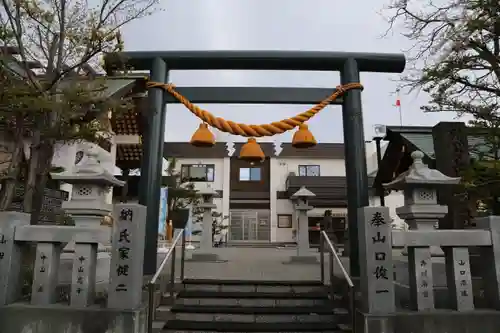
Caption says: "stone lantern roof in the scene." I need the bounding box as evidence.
[291,186,316,199]
[51,146,124,187]
[383,151,460,190]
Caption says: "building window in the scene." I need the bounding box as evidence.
[239,167,261,181]
[277,214,292,228]
[298,165,320,176]
[181,164,215,182]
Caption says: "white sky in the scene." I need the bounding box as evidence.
[122,0,465,144]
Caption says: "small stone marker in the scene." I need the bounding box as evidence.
[476,216,500,309]
[358,206,395,314]
[70,243,97,307]
[446,247,474,311]
[31,242,62,305]
[0,212,29,305]
[408,247,435,310]
[108,203,147,309]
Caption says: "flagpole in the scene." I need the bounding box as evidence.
[396,89,403,126]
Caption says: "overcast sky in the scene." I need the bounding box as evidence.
[122,0,464,144]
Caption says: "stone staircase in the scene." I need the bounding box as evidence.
[157,278,352,333]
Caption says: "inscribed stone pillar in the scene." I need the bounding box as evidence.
[407,247,435,310]
[432,122,470,229]
[0,212,30,305]
[70,242,98,307]
[31,242,62,305]
[358,206,395,314]
[108,203,147,310]
[476,216,500,309]
[445,247,474,311]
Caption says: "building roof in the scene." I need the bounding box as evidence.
[384,126,434,158]
[162,142,345,159]
[383,125,499,161]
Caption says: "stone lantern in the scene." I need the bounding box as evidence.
[288,186,316,263]
[383,151,461,256]
[51,147,124,288]
[192,187,220,262]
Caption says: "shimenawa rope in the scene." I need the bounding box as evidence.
[146,81,363,138]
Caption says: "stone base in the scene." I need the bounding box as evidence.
[356,309,500,333]
[58,251,110,292]
[0,303,147,333]
[189,252,225,262]
[283,255,319,265]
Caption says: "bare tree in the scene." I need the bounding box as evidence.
[383,0,500,214]
[0,0,159,220]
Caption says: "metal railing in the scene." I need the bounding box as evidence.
[319,230,355,332]
[147,229,186,333]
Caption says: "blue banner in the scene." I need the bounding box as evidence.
[158,187,168,236]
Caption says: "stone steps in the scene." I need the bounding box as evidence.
[160,279,352,332]
[173,290,340,307]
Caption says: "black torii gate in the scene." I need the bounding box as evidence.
[121,50,406,278]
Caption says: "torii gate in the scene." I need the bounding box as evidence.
[119,50,406,278]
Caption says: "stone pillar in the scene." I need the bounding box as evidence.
[296,205,311,256]
[287,187,317,264]
[108,203,147,310]
[476,216,500,309]
[383,151,461,257]
[0,212,30,305]
[357,206,396,333]
[51,146,124,291]
[31,242,62,305]
[358,206,395,313]
[191,189,220,262]
[432,122,470,229]
[70,242,98,307]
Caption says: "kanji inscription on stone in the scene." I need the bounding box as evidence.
[358,206,395,314]
[70,243,97,307]
[408,247,435,310]
[447,247,473,311]
[0,213,29,305]
[31,243,62,305]
[108,204,146,310]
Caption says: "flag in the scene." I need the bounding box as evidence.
[158,187,168,236]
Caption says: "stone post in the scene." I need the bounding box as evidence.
[191,188,220,262]
[383,151,461,257]
[31,242,62,305]
[108,203,147,309]
[476,216,500,309]
[0,212,30,305]
[51,145,124,291]
[287,186,317,264]
[358,206,395,314]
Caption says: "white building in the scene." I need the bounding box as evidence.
[160,141,400,245]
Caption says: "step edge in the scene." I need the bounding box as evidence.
[182,279,323,286]
[170,305,347,314]
[176,291,331,299]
